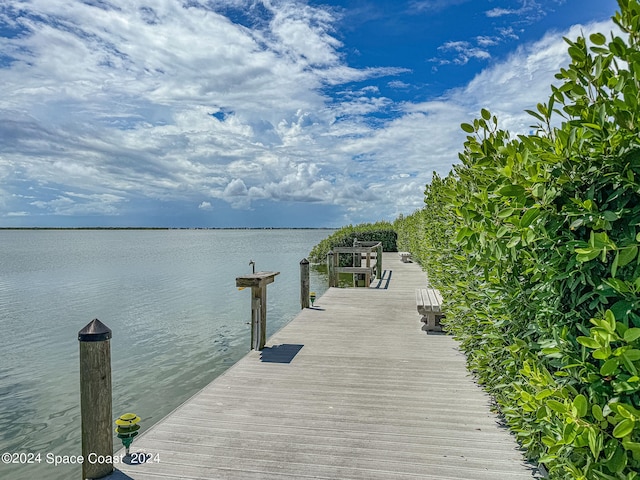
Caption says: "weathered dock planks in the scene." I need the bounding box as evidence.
[108,253,539,480]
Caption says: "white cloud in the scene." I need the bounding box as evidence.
[388,80,411,89]
[449,21,616,133]
[436,41,491,65]
[409,0,472,14]
[29,192,127,215]
[223,178,248,197]
[0,0,619,225]
[486,8,515,18]
[485,0,545,21]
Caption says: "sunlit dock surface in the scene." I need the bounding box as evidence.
[110,253,539,480]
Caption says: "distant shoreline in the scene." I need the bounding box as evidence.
[0,226,336,230]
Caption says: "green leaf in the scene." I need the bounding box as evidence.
[573,394,588,418]
[506,236,520,248]
[575,247,601,262]
[618,246,638,267]
[622,440,640,455]
[592,404,605,421]
[590,32,607,45]
[461,123,475,133]
[624,328,640,342]
[593,347,611,360]
[535,389,554,400]
[520,207,540,228]
[498,184,526,197]
[605,310,616,330]
[577,336,601,349]
[588,427,602,458]
[606,444,628,473]
[616,403,640,419]
[456,227,474,242]
[600,358,619,376]
[570,218,584,230]
[568,45,586,62]
[547,399,567,414]
[497,207,516,219]
[563,422,577,444]
[481,108,491,120]
[623,349,640,361]
[613,418,635,438]
[497,226,509,238]
[605,278,631,293]
[525,109,545,122]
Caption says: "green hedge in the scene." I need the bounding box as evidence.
[308,221,397,264]
[396,2,640,478]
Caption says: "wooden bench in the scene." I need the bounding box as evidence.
[415,288,444,332]
[399,252,412,263]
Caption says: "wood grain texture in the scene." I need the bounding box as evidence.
[110,253,539,480]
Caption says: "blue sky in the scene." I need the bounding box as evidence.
[0,0,619,227]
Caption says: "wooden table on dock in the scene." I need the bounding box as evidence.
[109,253,539,480]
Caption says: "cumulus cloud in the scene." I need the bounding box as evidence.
[0,0,619,225]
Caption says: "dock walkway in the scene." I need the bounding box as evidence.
[110,253,538,480]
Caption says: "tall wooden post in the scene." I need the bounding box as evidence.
[300,258,310,309]
[327,251,336,287]
[78,319,113,480]
[376,243,383,279]
[353,238,361,267]
[252,287,265,350]
[236,271,279,351]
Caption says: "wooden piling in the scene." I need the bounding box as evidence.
[300,258,310,309]
[78,319,113,480]
[236,272,279,351]
[327,251,336,287]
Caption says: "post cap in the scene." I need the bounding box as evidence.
[300,258,309,265]
[78,318,112,342]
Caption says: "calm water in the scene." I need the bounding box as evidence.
[0,229,331,479]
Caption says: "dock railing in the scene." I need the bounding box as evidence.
[326,240,382,287]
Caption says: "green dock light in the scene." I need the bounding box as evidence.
[310,291,316,307]
[115,413,141,456]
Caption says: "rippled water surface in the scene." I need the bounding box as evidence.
[0,229,331,479]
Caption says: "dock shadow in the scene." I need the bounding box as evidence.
[260,344,304,363]
[420,322,447,335]
[371,269,392,289]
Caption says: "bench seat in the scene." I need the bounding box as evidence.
[398,252,412,263]
[415,287,444,332]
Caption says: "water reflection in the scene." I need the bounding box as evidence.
[0,229,333,480]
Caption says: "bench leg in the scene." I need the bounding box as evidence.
[422,313,443,332]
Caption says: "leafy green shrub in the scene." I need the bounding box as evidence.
[308,221,397,264]
[396,1,640,477]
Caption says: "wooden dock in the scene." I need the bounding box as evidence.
[109,253,539,480]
